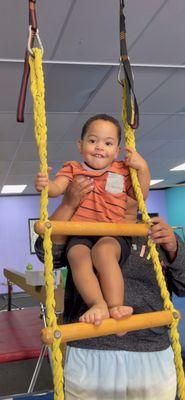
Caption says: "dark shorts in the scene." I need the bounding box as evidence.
[66,235,132,264]
[34,235,132,269]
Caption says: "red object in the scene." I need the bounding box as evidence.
[0,307,45,363]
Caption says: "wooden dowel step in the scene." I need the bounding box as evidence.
[41,310,176,345]
[35,220,149,237]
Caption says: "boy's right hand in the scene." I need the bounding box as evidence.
[35,167,52,192]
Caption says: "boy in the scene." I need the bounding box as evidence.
[35,114,150,325]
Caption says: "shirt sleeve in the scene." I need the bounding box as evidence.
[160,236,185,297]
[56,162,73,182]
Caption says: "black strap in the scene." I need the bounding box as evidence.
[17,0,37,122]
[119,0,139,129]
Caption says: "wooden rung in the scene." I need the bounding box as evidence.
[34,220,149,236]
[41,310,177,345]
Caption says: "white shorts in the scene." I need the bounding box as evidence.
[64,346,177,400]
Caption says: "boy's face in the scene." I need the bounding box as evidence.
[77,120,120,170]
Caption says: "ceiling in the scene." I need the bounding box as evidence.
[0,0,185,195]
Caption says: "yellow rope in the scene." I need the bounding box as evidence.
[29,48,64,400]
[122,81,185,399]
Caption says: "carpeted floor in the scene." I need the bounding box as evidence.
[0,357,53,397]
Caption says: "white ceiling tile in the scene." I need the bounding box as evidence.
[148,157,185,175]
[48,142,81,164]
[0,113,29,141]
[27,112,78,142]
[4,174,34,186]
[140,70,185,113]
[130,0,185,65]
[15,142,39,162]
[136,139,167,157]
[0,161,11,175]
[145,140,185,160]
[142,115,185,141]
[0,0,75,59]
[83,67,173,115]
[126,0,169,49]
[54,0,119,63]
[0,63,32,112]
[45,65,110,112]
[136,114,168,139]
[0,142,20,161]
[9,161,40,176]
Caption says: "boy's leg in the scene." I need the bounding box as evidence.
[67,244,109,325]
[91,237,132,319]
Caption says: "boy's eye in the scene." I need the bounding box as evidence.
[89,139,96,143]
[106,142,113,146]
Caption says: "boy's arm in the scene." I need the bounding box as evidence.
[125,148,151,200]
[35,171,69,197]
[48,176,70,197]
[136,160,151,200]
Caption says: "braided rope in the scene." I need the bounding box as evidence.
[29,48,64,400]
[122,81,185,399]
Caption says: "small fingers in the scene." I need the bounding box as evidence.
[35,172,49,192]
[124,147,134,154]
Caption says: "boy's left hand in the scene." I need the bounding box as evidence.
[124,148,148,171]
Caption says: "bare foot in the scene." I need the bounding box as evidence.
[109,305,133,336]
[109,305,133,320]
[79,302,109,326]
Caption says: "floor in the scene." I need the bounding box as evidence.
[0,293,53,398]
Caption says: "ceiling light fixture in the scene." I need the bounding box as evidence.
[1,185,27,194]
[170,163,185,171]
[150,179,164,186]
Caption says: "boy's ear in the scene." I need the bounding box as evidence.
[76,140,83,153]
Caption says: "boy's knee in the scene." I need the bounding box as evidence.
[92,238,120,261]
[67,245,90,262]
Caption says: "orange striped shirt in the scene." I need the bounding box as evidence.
[56,161,133,223]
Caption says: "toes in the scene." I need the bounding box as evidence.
[110,306,133,320]
[121,306,133,316]
[79,315,85,323]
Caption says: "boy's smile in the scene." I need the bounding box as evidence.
[77,120,120,170]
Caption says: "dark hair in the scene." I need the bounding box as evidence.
[81,114,122,145]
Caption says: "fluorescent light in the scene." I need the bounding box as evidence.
[1,185,27,194]
[150,179,164,186]
[170,163,185,171]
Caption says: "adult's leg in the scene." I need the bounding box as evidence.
[91,237,132,319]
[64,347,176,400]
[67,244,109,325]
[34,235,67,269]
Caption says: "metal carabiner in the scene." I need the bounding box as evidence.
[27,25,44,57]
[117,59,125,85]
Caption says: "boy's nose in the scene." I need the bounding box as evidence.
[95,143,104,150]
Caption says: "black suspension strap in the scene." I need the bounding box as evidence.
[118,0,139,129]
[17,0,38,122]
